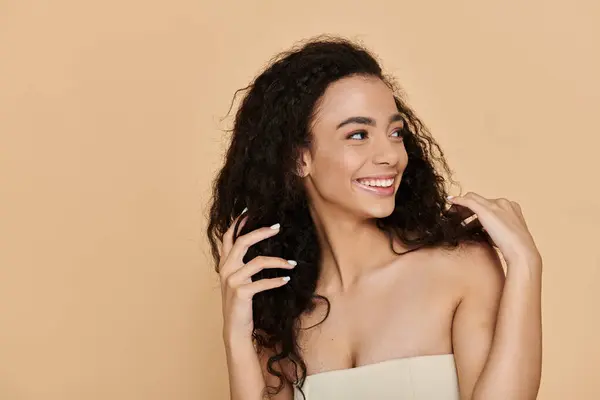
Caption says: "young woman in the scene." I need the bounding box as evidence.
[206,35,543,400]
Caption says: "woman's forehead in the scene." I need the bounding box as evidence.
[314,76,398,127]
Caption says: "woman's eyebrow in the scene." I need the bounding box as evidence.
[336,113,403,130]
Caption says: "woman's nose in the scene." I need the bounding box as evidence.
[372,136,401,165]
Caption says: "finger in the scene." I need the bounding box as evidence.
[447,193,492,219]
[221,208,248,260]
[447,203,477,222]
[512,201,525,219]
[221,215,248,261]
[226,222,282,266]
[227,256,296,284]
[461,212,480,227]
[496,198,512,207]
[239,276,291,298]
[513,203,529,226]
[462,192,494,208]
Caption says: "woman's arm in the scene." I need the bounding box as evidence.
[224,332,267,400]
[452,242,543,400]
[447,192,543,399]
[470,255,542,399]
[224,332,293,400]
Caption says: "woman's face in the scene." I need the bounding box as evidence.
[299,74,409,220]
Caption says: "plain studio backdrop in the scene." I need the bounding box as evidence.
[0,1,598,399]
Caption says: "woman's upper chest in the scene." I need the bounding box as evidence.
[295,254,464,376]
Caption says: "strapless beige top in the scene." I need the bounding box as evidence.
[293,353,459,400]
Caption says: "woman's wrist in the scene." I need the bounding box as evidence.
[223,328,253,348]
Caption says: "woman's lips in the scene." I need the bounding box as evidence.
[353,180,395,196]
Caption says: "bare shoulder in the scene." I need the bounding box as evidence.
[439,241,506,300]
[438,242,505,295]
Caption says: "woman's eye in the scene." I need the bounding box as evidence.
[347,130,404,140]
[348,131,367,140]
[392,129,404,139]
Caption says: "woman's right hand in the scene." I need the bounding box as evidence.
[218,208,297,340]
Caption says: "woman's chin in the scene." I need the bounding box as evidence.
[358,202,396,219]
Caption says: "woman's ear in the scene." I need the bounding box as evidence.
[296,165,308,178]
[295,149,311,178]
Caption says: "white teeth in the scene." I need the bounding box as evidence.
[356,178,394,187]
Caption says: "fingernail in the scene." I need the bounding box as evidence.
[270,223,280,230]
[282,276,290,282]
[241,207,248,214]
[447,195,454,200]
[287,260,297,266]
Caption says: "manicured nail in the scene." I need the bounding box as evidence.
[287,260,297,266]
[447,195,454,200]
[270,223,280,230]
[241,207,248,214]
[282,276,290,282]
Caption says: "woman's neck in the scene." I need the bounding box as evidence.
[308,204,413,294]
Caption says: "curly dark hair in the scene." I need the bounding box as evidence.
[205,34,491,399]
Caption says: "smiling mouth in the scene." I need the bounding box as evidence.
[352,179,396,196]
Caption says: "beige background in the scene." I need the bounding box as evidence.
[1,0,598,399]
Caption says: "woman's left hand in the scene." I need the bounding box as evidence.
[447,192,542,268]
